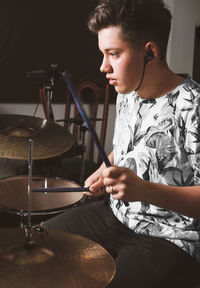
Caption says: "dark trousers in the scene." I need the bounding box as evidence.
[45,199,200,288]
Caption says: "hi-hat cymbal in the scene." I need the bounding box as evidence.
[0,114,74,160]
[0,228,116,288]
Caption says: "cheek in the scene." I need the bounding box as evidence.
[115,61,132,80]
[119,55,137,75]
[120,63,136,85]
[126,57,144,80]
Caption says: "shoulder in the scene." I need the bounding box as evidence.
[173,75,200,107]
[181,75,200,96]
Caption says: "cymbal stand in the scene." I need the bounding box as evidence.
[26,139,35,245]
[44,76,55,121]
[80,125,87,185]
[25,139,48,239]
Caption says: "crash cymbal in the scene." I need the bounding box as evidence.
[0,228,115,288]
[0,114,74,160]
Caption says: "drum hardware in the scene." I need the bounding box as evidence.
[0,114,74,160]
[25,64,62,81]
[39,83,55,121]
[27,139,34,244]
[56,114,84,125]
[19,209,25,229]
[42,66,57,121]
[32,221,48,238]
[26,64,64,121]
[79,125,86,185]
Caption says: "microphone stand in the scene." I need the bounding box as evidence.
[45,75,55,121]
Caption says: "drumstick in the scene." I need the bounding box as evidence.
[32,187,90,193]
[62,71,112,168]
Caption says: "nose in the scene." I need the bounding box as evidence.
[100,56,112,73]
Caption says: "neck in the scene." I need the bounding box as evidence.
[136,62,184,99]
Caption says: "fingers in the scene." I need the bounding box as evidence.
[102,166,120,188]
[84,174,99,188]
[84,170,106,198]
[82,191,93,197]
[102,166,120,178]
[105,184,119,195]
[83,186,106,198]
[102,166,128,200]
[89,176,104,191]
[83,166,130,200]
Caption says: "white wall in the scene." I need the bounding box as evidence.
[0,103,65,119]
[165,0,200,75]
[164,0,174,64]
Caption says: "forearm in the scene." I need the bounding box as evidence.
[142,180,200,218]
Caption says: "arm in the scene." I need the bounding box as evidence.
[103,166,200,218]
[83,151,114,197]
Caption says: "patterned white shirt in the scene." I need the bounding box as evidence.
[110,76,200,262]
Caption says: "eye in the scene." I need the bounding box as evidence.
[109,51,118,57]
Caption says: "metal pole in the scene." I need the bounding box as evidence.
[27,138,33,243]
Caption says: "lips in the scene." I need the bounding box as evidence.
[107,77,117,85]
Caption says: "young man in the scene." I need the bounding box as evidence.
[46,0,200,286]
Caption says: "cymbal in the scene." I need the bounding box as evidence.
[0,114,74,160]
[0,228,116,288]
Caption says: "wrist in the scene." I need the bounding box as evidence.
[138,179,151,202]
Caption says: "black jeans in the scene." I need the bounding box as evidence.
[45,199,200,288]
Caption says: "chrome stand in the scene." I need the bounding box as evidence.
[26,139,35,245]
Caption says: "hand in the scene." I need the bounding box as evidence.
[102,166,145,202]
[84,166,106,198]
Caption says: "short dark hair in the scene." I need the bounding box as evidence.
[88,0,172,60]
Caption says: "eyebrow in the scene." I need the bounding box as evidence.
[98,47,122,55]
[104,48,121,51]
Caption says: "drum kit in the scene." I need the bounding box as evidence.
[0,91,115,286]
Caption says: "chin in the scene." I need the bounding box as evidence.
[114,86,132,94]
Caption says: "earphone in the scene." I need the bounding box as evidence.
[135,48,154,91]
[144,49,154,63]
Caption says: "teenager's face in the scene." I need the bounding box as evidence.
[98,26,144,94]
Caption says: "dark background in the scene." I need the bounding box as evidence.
[0,0,109,103]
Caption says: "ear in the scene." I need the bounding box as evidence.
[144,41,158,63]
